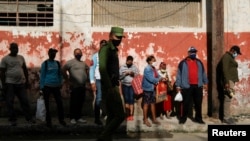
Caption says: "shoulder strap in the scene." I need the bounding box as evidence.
[44,60,61,76]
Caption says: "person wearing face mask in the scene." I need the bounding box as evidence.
[119,55,139,121]
[175,46,208,124]
[0,42,36,126]
[141,55,165,127]
[97,27,126,141]
[62,48,89,125]
[89,39,107,126]
[216,45,242,124]
[156,62,173,119]
[40,48,66,128]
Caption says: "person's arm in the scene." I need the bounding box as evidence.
[119,65,129,80]
[61,62,69,81]
[144,66,160,85]
[0,60,6,85]
[99,45,112,89]
[222,54,231,87]
[22,56,29,88]
[39,62,45,90]
[89,54,96,84]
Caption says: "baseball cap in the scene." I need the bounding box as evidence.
[188,46,197,53]
[110,26,125,37]
[231,45,242,55]
[48,48,58,53]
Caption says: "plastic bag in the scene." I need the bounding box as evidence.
[174,91,183,102]
[35,95,46,121]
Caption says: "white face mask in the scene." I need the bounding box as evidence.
[232,52,238,58]
[151,62,157,67]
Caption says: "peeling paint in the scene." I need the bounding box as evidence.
[0,31,250,115]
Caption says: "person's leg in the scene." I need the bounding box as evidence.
[193,86,204,123]
[223,80,235,124]
[43,86,51,127]
[75,87,85,120]
[128,86,134,118]
[5,83,17,124]
[98,86,125,141]
[121,85,130,119]
[179,88,191,124]
[142,91,152,127]
[15,84,33,121]
[69,87,77,120]
[52,87,65,124]
[95,79,103,124]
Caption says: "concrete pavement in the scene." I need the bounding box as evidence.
[0,114,250,140]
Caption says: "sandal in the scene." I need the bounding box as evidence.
[152,120,161,125]
[143,120,152,127]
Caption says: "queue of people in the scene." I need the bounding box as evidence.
[0,27,242,137]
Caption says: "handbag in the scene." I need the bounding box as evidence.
[155,81,167,103]
[174,91,183,102]
[35,95,46,121]
[131,74,143,95]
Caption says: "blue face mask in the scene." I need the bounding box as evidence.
[232,52,238,58]
[189,53,196,59]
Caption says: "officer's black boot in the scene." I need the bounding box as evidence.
[94,104,103,125]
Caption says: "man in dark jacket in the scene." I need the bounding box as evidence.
[97,27,126,141]
[216,45,241,124]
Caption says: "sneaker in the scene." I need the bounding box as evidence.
[77,118,87,123]
[70,119,77,124]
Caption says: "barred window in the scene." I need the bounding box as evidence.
[0,0,53,26]
[92,0,201,27]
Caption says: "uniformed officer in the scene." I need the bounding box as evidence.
[97,27,126,141]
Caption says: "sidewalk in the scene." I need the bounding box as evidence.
[0,114,249,136]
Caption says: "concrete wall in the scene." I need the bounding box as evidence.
[0,0,250,117]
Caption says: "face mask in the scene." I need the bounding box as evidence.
[9,51,18,56]
[232,52,238,58]
[49,53,56,60]
[160,69,166,73]
[127,64,132,68]
[112,40,122,46]
[75,54,82,60]
[151,62,157,67]
[9,47,18,56]
[189,53,196,59]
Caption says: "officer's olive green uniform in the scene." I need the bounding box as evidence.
[98,27,126,141]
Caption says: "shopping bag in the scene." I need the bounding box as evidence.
[155,81,167,103]
[35,95,46,121]
[174,91,183,102]
[131,75,143,95]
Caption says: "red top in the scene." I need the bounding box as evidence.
[187,59,198,84]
